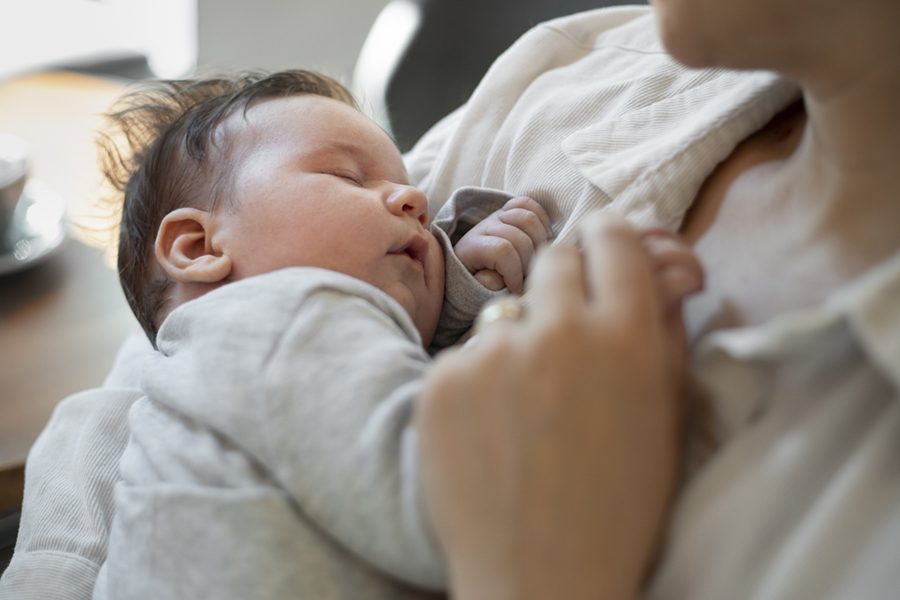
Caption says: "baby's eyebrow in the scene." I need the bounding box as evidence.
[311,140,366,161]
[289,140,367,171]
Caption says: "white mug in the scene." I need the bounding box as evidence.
[0,132,29,237]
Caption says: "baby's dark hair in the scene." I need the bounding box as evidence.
[100,70,357,345]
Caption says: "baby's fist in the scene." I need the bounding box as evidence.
[454,196,552,294]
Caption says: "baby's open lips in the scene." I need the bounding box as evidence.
[390,235,429,270]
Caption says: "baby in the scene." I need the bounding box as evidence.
[108,70,551,351]
[97,70,550,597]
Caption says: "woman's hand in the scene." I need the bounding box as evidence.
[416,213,703,600]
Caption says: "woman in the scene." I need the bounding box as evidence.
[416,0,900,598]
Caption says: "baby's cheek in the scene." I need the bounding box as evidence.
[432,238,445,287]
[423,240,446,343]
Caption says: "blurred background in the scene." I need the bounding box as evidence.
[0,0,387,82]
[0,0,610,148]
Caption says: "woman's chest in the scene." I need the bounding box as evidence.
[676,116,846,338]
[679,196,832,339]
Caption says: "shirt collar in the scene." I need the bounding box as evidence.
[833,249,900,392]
[691,250,900,438]
[562,70,800,230]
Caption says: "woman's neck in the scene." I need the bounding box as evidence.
[781,59,900,269]
[678,1,900,334]
[785,0,899,193]
[679,71,900,335]
[802,69,900,178]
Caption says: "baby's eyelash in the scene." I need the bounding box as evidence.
[328,171,363,186]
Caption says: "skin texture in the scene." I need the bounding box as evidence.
[155,95,447,345]
[663,0,900,333]
[154,95,551,346]
[454,196,552,293]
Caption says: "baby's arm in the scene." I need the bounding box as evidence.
[453,196,552,294]
[101,270,446,596]
[429,187,553,350]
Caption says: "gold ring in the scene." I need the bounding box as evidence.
[473,297,525,334]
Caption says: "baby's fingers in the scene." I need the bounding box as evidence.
[474,269,505,291]
[498,209,550,260]
[481,236,526,294]
[502,197,551,229]
[478,223,537,277]
[499,197,552,245]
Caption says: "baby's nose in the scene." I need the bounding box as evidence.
[385,185,428,225]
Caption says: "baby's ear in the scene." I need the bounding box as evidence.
[155,208,232,283]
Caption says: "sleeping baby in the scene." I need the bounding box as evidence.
[95,69,551,597]
[3,67,701,598]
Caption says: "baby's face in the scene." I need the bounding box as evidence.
[211,95,445,345]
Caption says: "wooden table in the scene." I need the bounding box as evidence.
[0,72,135,515]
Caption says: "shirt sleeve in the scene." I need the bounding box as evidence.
[429,186,516,351]
[101,269,448,595]
[0,387,140,600]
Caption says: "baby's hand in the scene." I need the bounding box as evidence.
[454,196,552,294]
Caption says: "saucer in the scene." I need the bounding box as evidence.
[0,179,66,276]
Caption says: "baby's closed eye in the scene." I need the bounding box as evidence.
[326,170,364,186]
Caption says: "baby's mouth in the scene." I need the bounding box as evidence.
[391,235,429,271]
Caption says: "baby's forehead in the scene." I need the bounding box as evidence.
[217,95,404,169]
[220,95,370,145]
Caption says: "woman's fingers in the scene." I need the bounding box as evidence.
[641,229,705,308]
[421,220,690,598]
[579,212,662,325]
[525,215,703,335]
[525,244,587,315]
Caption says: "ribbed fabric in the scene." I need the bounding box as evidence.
[406,8,798,241]
[100,270,446,599]
[1,551,97,599]
[0,387,140,599]
[430,186,513,350]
